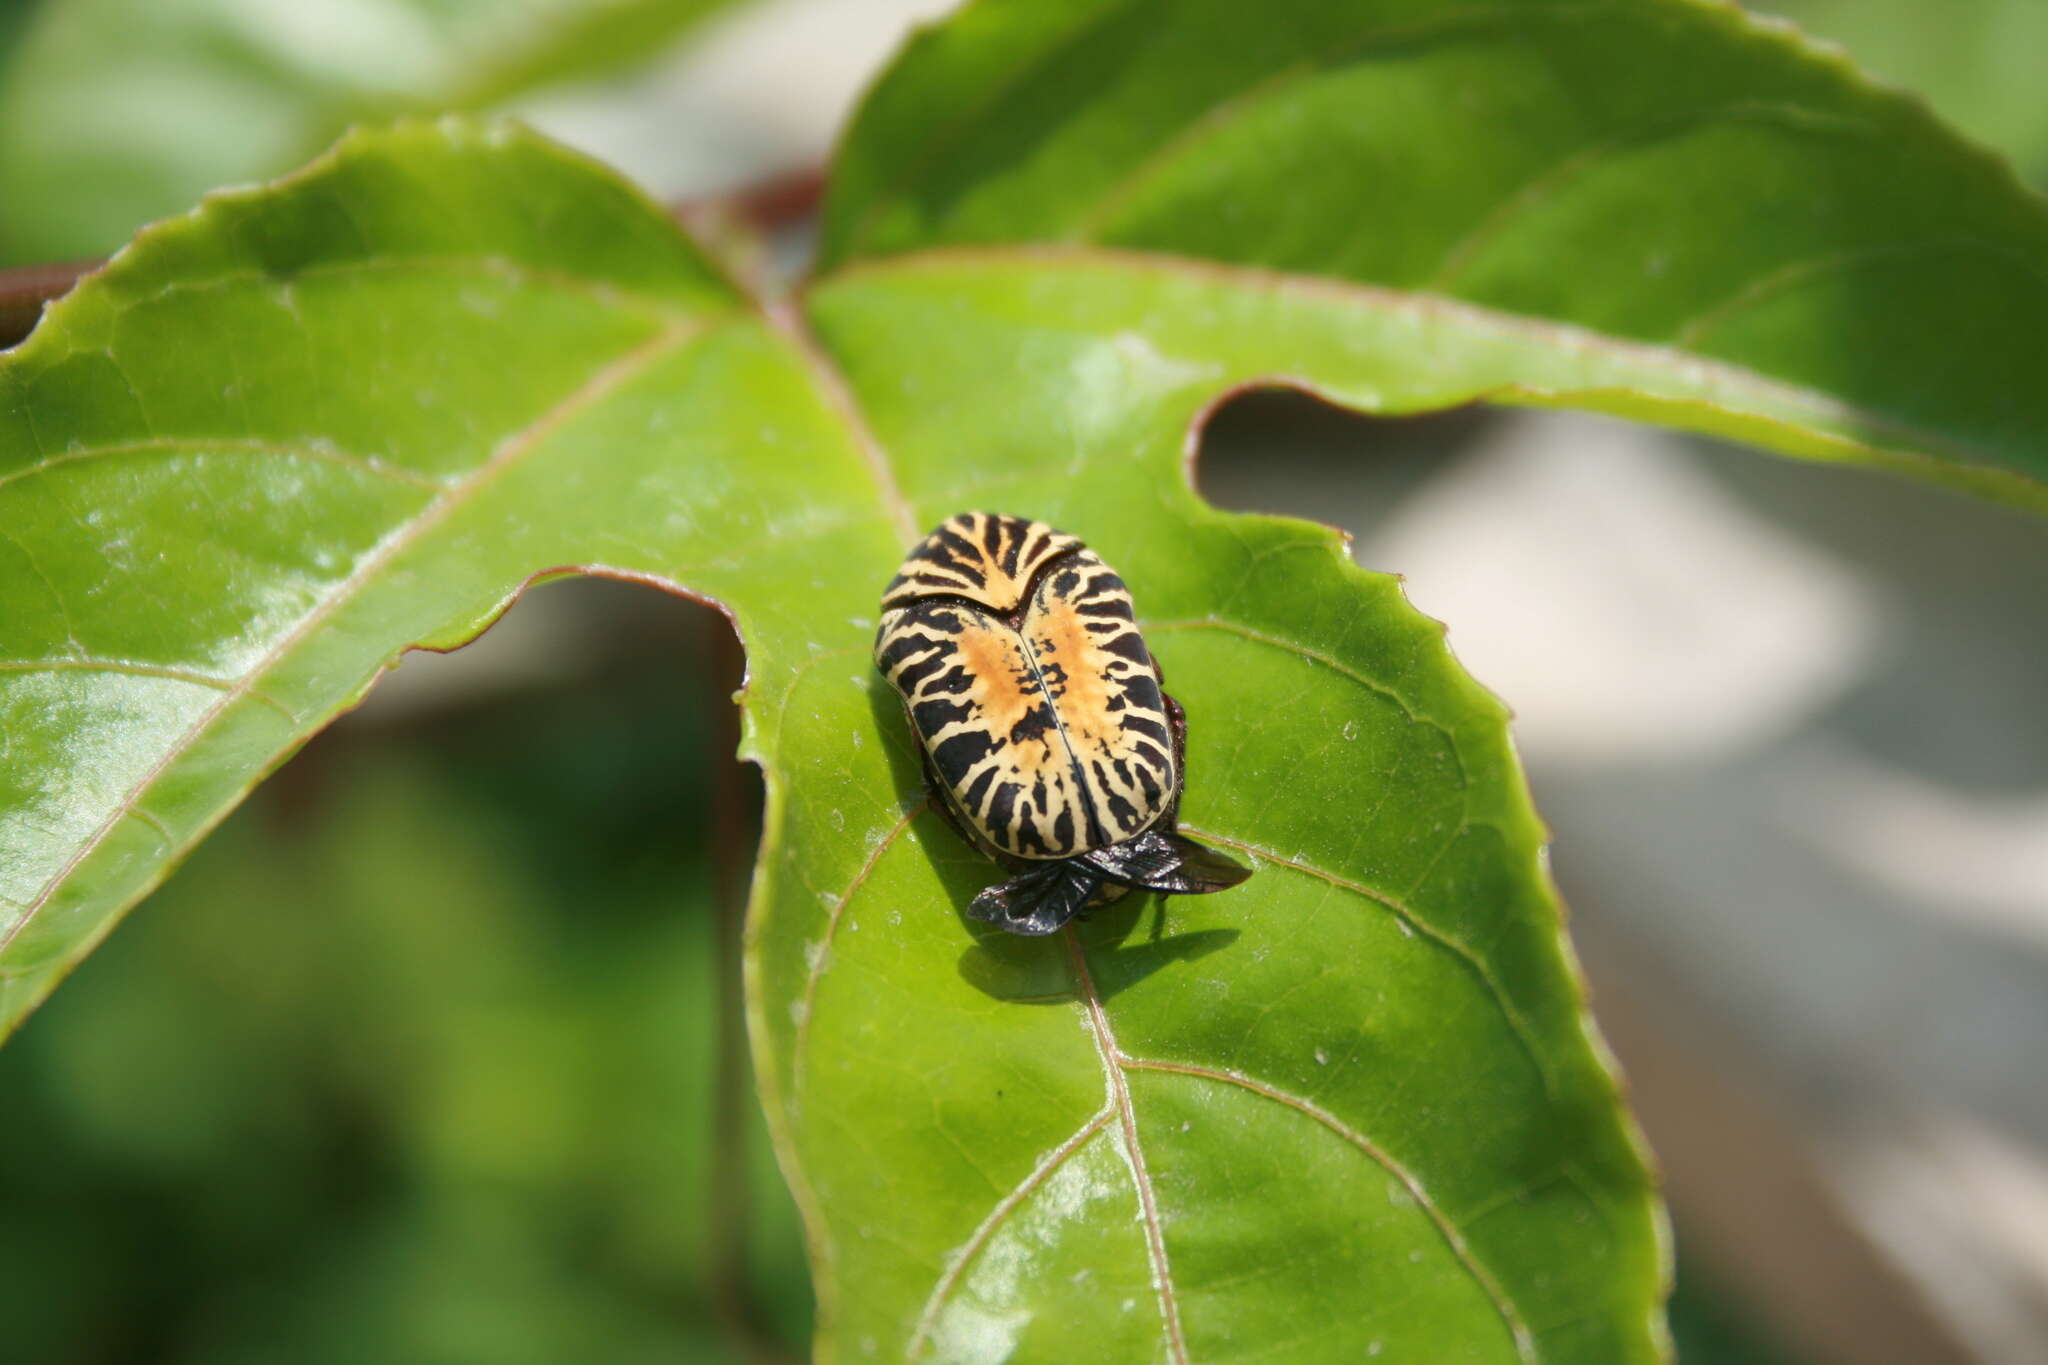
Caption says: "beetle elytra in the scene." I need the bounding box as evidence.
[874,512,1251,935]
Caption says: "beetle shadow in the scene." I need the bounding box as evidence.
[863,684,1242,1005]
[865,671,934,815]
[956,896,1239,1005]
[868,675,1236,1002]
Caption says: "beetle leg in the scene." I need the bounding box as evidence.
[1082,829,1250,894]
[969,861,1099,936]
[1160,690,1190,830]
[916,740,974,844]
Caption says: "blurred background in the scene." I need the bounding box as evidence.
[0,2,2042,1361]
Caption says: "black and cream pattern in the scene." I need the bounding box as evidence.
[876,513,1175,859]
[880,513,1083,618]
[875,513,1252,937]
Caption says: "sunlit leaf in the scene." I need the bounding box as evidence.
[10,0,2048,1357]
[0,115,1663,1361]
[820,0,2048,513]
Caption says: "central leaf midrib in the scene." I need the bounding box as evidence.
[1063,928,1188,1363]
[762,295,921,545]
[909,1047,1542,1363]
[1123,1055,1537,1362]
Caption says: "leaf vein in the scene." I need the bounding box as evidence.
[0,436,445,494]
[790,797,929,1101]
[1669,237,2048,347]
[834,0,1155,262]
[1074,2,1634,243]
[765,298,918,544]
[1429,100,1879,288]
[906,1108,1116,1359]
[1120,1056,1538,1363]
[828,244,2009,469]
[0,525,86,656]
[1146,617,1461,741]
[1180,824,1554,1099]
[0,657,294,718]
[0,319,699,957]
[1065,928,1189,1364]
[132,253,704,327]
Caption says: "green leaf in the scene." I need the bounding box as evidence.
[780,285,1666,1365]
[28,0,2046,1355]
[0,0,741,262]
[819,0,2048,512]
[0,117,1664,1359]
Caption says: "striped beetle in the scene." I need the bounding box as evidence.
[874,513,1251,935]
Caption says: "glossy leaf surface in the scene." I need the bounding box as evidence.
[761,295,1666,1359]
[0,0,738,262]
[821,0,2048,510]
[8,0,2048,1358]
[0,118,1661,1362]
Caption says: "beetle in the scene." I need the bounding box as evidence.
[873,512,1252,936]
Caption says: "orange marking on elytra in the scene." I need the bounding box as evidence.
[1032,596,1115,742]
[954,622,1037,738]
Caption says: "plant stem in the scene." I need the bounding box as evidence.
[0,260,93,348]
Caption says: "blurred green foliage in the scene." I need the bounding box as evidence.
[1756,0,2048,185]
[1665,1248,1800,1365]
[0,0,740,262]
[0,581,809,1363]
